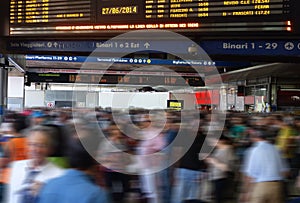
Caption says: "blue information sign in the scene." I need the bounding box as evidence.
[7,39,300,57]
[200,40,300,57]
[25,55,248,67]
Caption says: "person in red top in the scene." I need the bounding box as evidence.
[4,114,29,162]
[0,113,29,202]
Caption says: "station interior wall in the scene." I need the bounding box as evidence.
[7,76,198,110]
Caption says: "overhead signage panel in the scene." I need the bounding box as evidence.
[7,39,300,57]
[8,0,298,35]
[25,55,249,67]
[25,72,205,86]
[7,40,193,54]
[200,40,300,57]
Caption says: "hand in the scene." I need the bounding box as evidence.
[239,191,251,203]
[205,157,215,164]
[31,181,43,196]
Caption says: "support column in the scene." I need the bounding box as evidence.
[0,67,8,123]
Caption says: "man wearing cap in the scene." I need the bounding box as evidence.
[240,129,289,203]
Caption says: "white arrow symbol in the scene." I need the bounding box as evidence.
[144,42,150,49]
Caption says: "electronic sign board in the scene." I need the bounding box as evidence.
[25,72,205,86]
[167,100,184,110]
[8,0,298,36]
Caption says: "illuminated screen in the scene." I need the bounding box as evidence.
[25,72,205,86]
[167,100,184,109]
[9,0,298,35]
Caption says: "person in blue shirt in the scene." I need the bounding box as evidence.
[38,130,109,203]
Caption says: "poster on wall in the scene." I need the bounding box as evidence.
[227,94,235,105]
[255,96,265,112]
[235,96,245,111]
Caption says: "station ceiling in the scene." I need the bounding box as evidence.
[219,63,300,84]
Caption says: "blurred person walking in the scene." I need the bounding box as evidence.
[276,115,297,165]
[0,113,29,203]
[136,117,166,203]
[228,116,247,162]
[97,123,131,203]
[5,125,64,203]
[38,127,109,203]
[205,135,235,203]
[171,124,207,203]
[160,114,180,203]
[240,129,289,203]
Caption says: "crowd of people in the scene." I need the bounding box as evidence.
[0,107,299,203]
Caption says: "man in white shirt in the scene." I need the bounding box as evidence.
[5,125,65,203]
[241,129,289,203]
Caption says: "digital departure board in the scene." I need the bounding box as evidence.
[10,0,94,24]
[9,0,298,35]
[25,72,205,86]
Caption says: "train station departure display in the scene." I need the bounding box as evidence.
[9,0,297,35]
[25,72,205,86]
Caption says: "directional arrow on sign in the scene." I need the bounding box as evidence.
[144,42,150,49]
